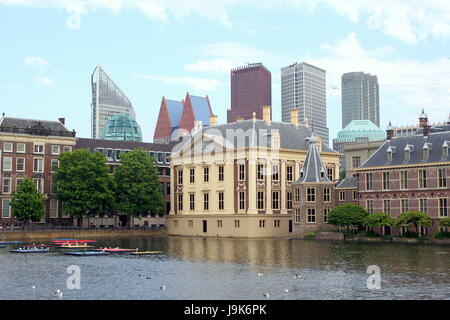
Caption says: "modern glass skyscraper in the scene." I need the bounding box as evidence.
[91,65,136,139]
[341,72,379,128]
[281,62,329,145]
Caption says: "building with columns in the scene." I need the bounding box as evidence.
[167,107,341,238]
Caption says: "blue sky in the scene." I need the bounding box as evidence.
[1,0,449,143]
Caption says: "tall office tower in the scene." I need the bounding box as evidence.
[227,63,271,123]
[281,62,329,145]
[91,65,136,139]
[341,72,379,128]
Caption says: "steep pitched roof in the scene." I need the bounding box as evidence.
[335,176,357,189]
[359,128,450,168]
[296,133,332,183]
[165,99,184,129]
[189,95,212,126]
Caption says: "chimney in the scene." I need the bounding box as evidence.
[58,117,65,125]
[262,106,271,124]
[423,125,431,137]
[386,121,394,140]
[418,109,428,128]
[209,114,217,127]
[236,117,244,122]
[290,109,298,126]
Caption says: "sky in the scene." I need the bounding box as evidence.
[1,0,450,144]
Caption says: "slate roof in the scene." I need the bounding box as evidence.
[165,99,184,130]
[296,134,332,183]
[173,119,337,155]
[76,137,173,153]
[335,176,357,189]
[190,95,212,126]
[0,117,69,132]
[359,127,450,168]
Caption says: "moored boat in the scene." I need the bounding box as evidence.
[64,251,110,256]
[10,246,50,253]
[129,251,164,255]
[58,244,94,249]
[94,247,138,253]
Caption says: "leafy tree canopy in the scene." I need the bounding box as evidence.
[395,211,432,229]
[363,212,394,228]
[328,203,368,229]
[439,217,450,228]
[53,149,114,218]
[10,178,45,223]
[114,149,165,217]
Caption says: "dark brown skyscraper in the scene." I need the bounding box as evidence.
[227,63,271,123]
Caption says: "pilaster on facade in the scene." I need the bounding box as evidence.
[247,158,257,214]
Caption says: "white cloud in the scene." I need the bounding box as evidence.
[37,77,54,86]
[24,56,48,67]
[307,32,450,128]
[133,73,221,91]
[2,0,450,43]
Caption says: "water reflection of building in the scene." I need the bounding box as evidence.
[167,107,346,238]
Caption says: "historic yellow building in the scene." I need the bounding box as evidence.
[167,107,341,238]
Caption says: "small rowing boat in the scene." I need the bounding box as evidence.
[64,251,110,256]
[129,251,164,255]
[0,241,27,245]
[58,244,94,249]
[94,247,138,253]
[10,247,50,253]
[52,240,96,244]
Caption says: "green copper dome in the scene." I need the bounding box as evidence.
[101,113,142,142]
[334,120,386,144]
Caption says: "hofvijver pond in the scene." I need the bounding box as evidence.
[0,236,449,300]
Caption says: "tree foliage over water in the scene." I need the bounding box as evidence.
[10,178,45,223]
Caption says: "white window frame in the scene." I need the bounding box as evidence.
[52,145,60,155]
[3,156,13,171]
[16,157,25,172]
[33,157,44,173]
[3,142,13,153]
[51,159,59,173]
[2,177,12,194]
[16,143,26,153]
[33,143,44,154]
[49,199,59,218]
[2,199,11,218]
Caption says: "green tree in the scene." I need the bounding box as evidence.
[10,178,45,224]
[114,149,164,222]
[363,212,394,229]
[439,217,450,228]
[328,203,368,233]
[53,149,114,225]
[395,211,432,236]
[339,169,346,180]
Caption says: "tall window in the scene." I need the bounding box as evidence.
[234,220,240,228]
[383,199,391,215]
[190,168,195,183]
[294,209,301,224]
[272,191,279,210]
[33,158,44,173]
[382,172,390,190]
[274,220,280,228]
[2,178,11,194]
[3,157,12,171]
[218,166,224,182]
[294,188,301,202]
[16,157,25,172]
[418,169,427,189]
[177,193,183,211]
[33,178,43,193]
[323,187,331,202]
[189,194,195,211]
[286,165,293,182]
[34,144,44,154]
[49,199,58,218]
[324,208,330,223]
[352,156,361,169]
[257,191,265,210]
[438,168,447,188]
[218,192,224,210]
[239,164,245,181]
[286,191,292,209]
[2,199,11,218]
[366,200,374,214]
[339,191,346,202]
[307,208,316,223]
[366,173,373,190]
[439,198,448,217]
[177,169,183,185]
[203,193,209,210]
[327,168,334,181]
[259,220,266,228]
[306,187,316,202]
[272,164,279,181]
[257,164,265,181]
[51,159,59,173]
[401,199,409,213]
[238,192,245,210]
[203,167,209,182]
[400,171,408,189]
[419,199,428,214]
[352,190,357,200]
[217,220,223,228]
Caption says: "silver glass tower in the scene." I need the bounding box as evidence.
[281,62,329,145]
[341,72,379,128]
[91,65,136,139]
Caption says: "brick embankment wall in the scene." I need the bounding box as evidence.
[0,229,167,240]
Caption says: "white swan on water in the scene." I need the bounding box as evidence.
[54,289,63,298]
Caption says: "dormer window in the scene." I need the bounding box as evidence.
[405,149,410,161]
[387,150,393,161]
[300,168,304,179]
[443,142,449,157]
[320,168,325,178]
[422,143,431,159]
